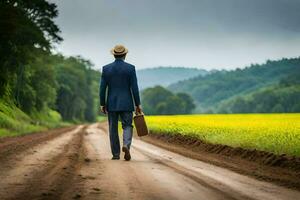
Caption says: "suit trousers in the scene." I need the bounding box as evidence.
[107,111,133,157]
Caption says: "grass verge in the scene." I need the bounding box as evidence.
[0,100,67,137]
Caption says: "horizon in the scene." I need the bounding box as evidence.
[130,56,300,72]
[50,0,300,70]
[71,55,299,72]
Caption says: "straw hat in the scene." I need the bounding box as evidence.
[111,45,128,55]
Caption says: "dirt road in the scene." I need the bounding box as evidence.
[0,123,299,200]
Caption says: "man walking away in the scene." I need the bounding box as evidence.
[99,45,142,161]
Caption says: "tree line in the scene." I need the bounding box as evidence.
[142,86,195,115]
[218,71,300,113]
[0,0,100,122]
[169,58,300,113]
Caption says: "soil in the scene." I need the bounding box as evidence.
[141,132,300,190]
[0,123,299,200]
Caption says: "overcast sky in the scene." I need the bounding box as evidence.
[50,0,300,70]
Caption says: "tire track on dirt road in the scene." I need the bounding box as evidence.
[0,126,85,200]
[0,126,76,162]
[0,123,300,200]
[81,123,231,200]
[94,123,300,200]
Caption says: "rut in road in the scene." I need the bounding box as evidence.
[0,123,300,200]
[0,126,87,200]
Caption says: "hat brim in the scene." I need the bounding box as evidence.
[110,48,128,55]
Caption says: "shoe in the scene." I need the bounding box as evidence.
[111,156,120,160]
[122,146,131,161]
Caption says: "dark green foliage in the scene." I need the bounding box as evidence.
[17,51,57,113]
[0,0,62,97]
[1,49,100,122]
[219,85,300,113]
[158,96,185,115]
[0,1,100,125]
[84,66,97,122]
[169,58,300,113]
[54,56,100,122]
[177,93,196,114]
[142,86,195,115]
[142,86,173,115]
[219,66,300,113]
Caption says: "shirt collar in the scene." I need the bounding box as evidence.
[115,58,124,62]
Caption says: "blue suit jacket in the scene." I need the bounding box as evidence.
[99,58,141,112]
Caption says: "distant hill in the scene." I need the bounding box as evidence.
[137,67,208,90]
[168,58,300,113]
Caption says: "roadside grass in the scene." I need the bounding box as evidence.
[0,99,107,137]
[0,100,65,137]
[97,115,107,122]
[145,114,300,157]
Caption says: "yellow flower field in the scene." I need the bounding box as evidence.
[145,114,300,156]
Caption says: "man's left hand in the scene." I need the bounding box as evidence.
[100,106,107,114]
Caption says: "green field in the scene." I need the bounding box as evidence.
[145,114,300,156]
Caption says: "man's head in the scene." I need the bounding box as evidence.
[111,45,128,60]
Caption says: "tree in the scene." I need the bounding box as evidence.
[142,86,173,115]
[18,51,57,113]
[176,93,196,114]
[169,57,300,113]
[0,0,62,98]
[141,86,196,115]
[55,56,98,122]
[0,1,101,124]
[272,104,284,113]
[162,96,185,114]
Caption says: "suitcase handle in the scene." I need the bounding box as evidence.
[134,111,144,116]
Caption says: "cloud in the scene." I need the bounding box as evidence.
[51,0,300,70]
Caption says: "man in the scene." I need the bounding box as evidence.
[99,45,142,161]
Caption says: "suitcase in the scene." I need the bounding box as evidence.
[133,113,148,137]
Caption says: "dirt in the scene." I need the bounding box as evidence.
[0,123,299,200]
[141,132,300,190]
[0,125,86,200]
[0,126,76,162]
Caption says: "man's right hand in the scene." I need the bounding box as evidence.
[135,105,142,115]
